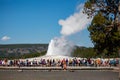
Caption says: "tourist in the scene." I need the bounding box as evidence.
[62,59,67,70]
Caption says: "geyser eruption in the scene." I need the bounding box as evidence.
[45,3,93,57]
[46,37,74,56]
[27,3,93,61]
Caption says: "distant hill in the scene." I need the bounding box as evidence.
[0,44,96,59]
[0,44,48,48]
[0,44,117,59]
[0,44,48,59]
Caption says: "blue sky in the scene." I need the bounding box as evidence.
[0,0,93,47]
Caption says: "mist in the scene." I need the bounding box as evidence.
[46,37,74,56]
[46,3,93,56]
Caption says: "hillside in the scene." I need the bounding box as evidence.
[0,44,48,59]
[0,44,48,48]
[0,44,117,59]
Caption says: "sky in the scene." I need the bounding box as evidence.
[0,0,93,47]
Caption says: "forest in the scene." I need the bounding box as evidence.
[0,44,118,60]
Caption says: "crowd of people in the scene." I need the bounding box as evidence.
[0,58,119,68]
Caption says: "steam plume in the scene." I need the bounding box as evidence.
[59,4,92,36]
[46,37,74,56]
[46,3,92,56]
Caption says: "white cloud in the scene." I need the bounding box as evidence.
[1,36,11,41]
[58,3,93,36]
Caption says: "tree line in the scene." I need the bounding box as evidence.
[0,47,118,60]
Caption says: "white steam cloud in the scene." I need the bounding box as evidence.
[46,37,74,56]
[59,4,92,36]
[46,3,92,56]
[1,36,11,41]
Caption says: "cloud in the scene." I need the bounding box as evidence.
[1,36,11,41]
[58,3,93,36]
